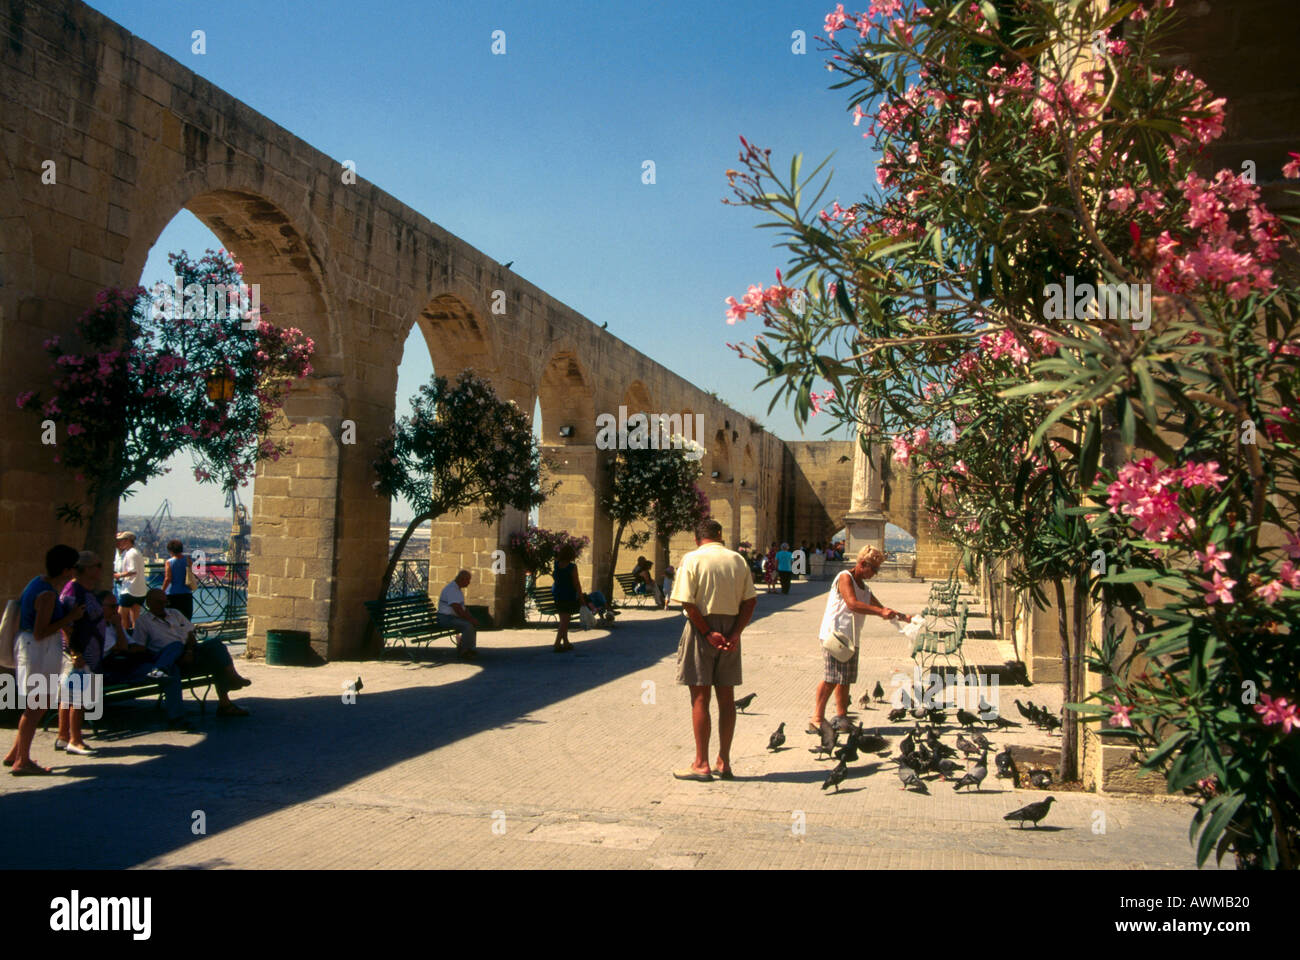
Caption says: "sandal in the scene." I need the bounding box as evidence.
[10,763,54,776]
[672,768,713,782]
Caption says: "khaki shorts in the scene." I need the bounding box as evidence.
[675,613,741,687]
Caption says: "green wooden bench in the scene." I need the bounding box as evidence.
[41,666,221,734]
[614,572,653,607]
[363,594,460,655]
[526,583,558,623]
[912,603,970,674]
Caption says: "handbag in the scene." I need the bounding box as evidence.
[578,605,597,630]
[185,556,198,590]
[821,575,859,663]
[0,599,18,669]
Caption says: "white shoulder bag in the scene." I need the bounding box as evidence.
[821,573,859,663]
[0,599,19,669]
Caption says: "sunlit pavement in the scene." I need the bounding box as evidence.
[0,578,1214,869]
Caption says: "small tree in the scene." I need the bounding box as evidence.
[599,439,707,593]
[370,371,548,652]
[508,525,590,578]
[16,250,314,551]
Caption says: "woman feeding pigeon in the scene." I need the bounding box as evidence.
[809,546,908,735]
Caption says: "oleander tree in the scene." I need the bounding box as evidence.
[16,249,314,551]
[599,437,708,594]
[370,371,550,651]
[507,525,590,578]
[723,0,1299,867]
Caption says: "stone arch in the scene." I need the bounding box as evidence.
[410,288,500,382]
[739,443,757,548]
[621,380,653,417]
[122,179,345,656]
[537,349,598,444]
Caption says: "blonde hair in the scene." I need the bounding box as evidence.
[857,546,885,567]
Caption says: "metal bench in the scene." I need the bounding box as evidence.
[363,594,460,655]
[42,667,220,734]
[614,572,653,607]
[912,603,970,674]
[525,583,558,623]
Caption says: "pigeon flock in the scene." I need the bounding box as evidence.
[727,682,1060,830]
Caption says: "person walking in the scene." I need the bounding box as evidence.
[763,542,777,594]
[669,519,758,782]
[112,531,148,630]
[810,546,907,733]
[5,545,84,775]
[775,542,793,594]
[551,544,582,652]
[161,539,194,621]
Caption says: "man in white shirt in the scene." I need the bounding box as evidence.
[135,589,252,717]
[437,570,481,659]
[112,531,149,629]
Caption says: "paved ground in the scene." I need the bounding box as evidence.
[0,578,1213,869]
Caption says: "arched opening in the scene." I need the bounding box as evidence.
[535,350,604,592]
[739,443,757,550]
[710,428,733,547]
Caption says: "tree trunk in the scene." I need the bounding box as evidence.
[83,482,121,556]
[605,519,628,597]
[361,510,433,657]
[1054,576,1078,782]
[1070,574,1089,786]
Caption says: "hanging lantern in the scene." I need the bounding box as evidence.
[205,367,236,403]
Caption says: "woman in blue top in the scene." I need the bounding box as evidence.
[162,538,193,621]
[5,544,85,775]
[551,544,583,653]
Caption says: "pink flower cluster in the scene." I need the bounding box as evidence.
[1105,457,1225,542]
[725,271,797,324]
[978,328,1030,364]
[810,388,837,416]
[891,426,930,464]
[1254,694,1297,735]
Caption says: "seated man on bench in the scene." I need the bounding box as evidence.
[437,570,482,660]
[132,589,252,718]
[100,594,191,730]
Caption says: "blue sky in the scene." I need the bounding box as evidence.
[94,0,873,518]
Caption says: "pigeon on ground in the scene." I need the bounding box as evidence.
[926,731,957,759]
[734,692,757,713]
[953,751,988,792]
[971,732,994,752]
[978,695,996,717]
[990,716,1022,731]
[926,709,948,726]
[899,731,916,757]
[887,708,908,723]
[873,680,885,702]
[1041,713,1062,733]
[767,722,786,751]
[956,734,982,758]
[897,763,929,793]
[835,739,859,764]
[1029,769,1053,789]
[956,709,981,729]
[823,759,848,792]
[935,758,962,781]
[345,676,363,695]
[1004,796,1056,828]
[858,691,873,709]
[831,714,855,733]
[896,752,924,773]
[910,704,929,722]
[854,728,888,753]
[994,747,1019,782]
[1014,699,1035,722]
[811,721,838,759]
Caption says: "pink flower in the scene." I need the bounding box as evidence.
[1108,697,1133,729]
[1194,543,1231,574]
[15,390,35,409]
[1106,186,1136,212]
[1202,572,1236,605]
[824,3,849,37]
[1285,530,1300,560]
[1282,152,1300,180]
[65,423,85,437]
[1177,460,1226,491]
[1278,561,1300,589]
[1255,694,1298,735]
[953,460,969,477]
[1255,580,1284,605]
[891,435,913,464]
[1136,190,1165,215]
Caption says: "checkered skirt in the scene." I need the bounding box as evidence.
[823,645,858,685]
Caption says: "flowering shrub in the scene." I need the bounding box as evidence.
[508,526,589,577]
[17,250,313,549]
[724,1,1299,867]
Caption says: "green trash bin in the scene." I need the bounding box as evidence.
[266,629,311,665]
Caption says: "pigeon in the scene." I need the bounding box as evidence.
[345,676,363,695]
[887,708,908,723]
[910,704,929,722]
[502,260,514,269]
[1004,796,1056,828]
[854,728,888,753]
[926,709,948,726]
[925,730,957,758]
[1014,699,1035,722]
[835,739,860,764]
[915,743,933,767]
[872,680,885,703]
[1041,713,1062,733]
[900,686,915,709]
[897,763,929,793]
[971,732,994,752]
[812,721,838,759]
[956,709,981,729]
[831,714,855,733]
[953,751,988,792]
[600,321,608,330]
[1029,769,1053,789]
[899,731,916,757]
[990,716,1022,731]
[858,691,873,709]
[734,692,757,713]
[994,747,1019,782]
[956,734,982,758]
[896,751,924,772]
[823,759,848,792]
[978,695,996,717]
[767,722,786,751]
[935,758,962,781]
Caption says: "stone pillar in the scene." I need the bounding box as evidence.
[538,441,612,593]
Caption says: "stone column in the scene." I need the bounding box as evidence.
[843,407,887,557]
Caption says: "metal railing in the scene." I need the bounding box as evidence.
[389,559,429,598]
[144,561,248,625]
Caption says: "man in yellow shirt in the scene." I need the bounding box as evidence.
[669,518,758,781]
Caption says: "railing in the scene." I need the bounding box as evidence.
[389,559,429,598]
[144,561,248,625]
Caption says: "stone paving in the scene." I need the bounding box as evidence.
[0,578,1214,869]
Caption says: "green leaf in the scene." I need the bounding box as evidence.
[978,1,1000,29]
[1196,793,1244,868]
[1142,729,1190,770]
